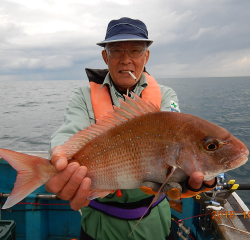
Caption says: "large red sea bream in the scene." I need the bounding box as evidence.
[0,94,248,209]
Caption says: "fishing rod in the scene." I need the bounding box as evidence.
[215,173,250,190]
[221,183,250,191]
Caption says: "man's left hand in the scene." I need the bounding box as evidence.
[140,171,216,199]
[188,171,215,190]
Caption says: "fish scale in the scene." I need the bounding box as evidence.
[0,93,248,209]
[83,116,160,180]
[74,114,168,189]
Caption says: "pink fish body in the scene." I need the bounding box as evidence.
[0,94,248,209]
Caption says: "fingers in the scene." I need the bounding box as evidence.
[188,171,204,190]
[50,145,61,157]
[50,145,67,171]
[47,145,91,211]
[57,166,88,201]
[45,164,91,210]
[188,171,216,190]
[69,177,91,210]
[204,178,216,186]
[52,155,68,171]
[45,162,80,193]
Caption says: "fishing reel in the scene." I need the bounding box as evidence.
[193,173,246,209]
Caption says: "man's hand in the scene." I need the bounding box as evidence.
[188,171,215,190]
[179,171,216,198]
[140,171,216,199]
[45,146,91,210]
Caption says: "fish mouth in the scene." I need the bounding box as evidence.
[203,151,249,181]
[225,150,249,170]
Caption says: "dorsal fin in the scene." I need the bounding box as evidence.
[60,93,160,159]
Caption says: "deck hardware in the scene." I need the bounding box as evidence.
[177,221,190,240]
[196,194,201,200]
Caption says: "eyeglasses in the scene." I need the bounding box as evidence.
[105,46,146,58]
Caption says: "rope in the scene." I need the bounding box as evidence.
[214,223,250,238]
[177,212,213,222]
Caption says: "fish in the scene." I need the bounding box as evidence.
[0,94,248,209]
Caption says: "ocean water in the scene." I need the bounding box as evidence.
[0,77,250,206]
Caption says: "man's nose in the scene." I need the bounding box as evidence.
[120,50,132,63]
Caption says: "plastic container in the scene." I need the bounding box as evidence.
[0,220,16,240]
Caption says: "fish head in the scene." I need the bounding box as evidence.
[176,114,249,181]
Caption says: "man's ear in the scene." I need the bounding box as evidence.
[102,50,108,65]
[144,49,150,65]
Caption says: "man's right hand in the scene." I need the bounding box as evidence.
[45,145,91,210]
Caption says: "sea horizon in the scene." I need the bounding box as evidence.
[0,75,250,82]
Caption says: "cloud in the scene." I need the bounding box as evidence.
[0,0,250,80]
[4,55,73,70]
[149,50,250,78]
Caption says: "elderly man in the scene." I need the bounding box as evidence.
[45,17,216,240]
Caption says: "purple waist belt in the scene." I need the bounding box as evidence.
[88,195,165,220]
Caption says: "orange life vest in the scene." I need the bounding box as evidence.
[88,71,161,120]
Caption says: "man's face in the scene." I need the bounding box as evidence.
[102,41,150,92]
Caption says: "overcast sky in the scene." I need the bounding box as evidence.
[1,0,250,81]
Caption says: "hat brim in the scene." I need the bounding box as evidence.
[96,33,153,47]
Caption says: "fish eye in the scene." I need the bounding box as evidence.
[204,138,220,151]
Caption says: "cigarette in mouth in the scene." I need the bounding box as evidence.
[128,71,137,82]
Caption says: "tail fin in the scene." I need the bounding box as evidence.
[0,148,57,209]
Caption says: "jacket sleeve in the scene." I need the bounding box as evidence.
[48,86,94,158]
[159,84,180,112]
